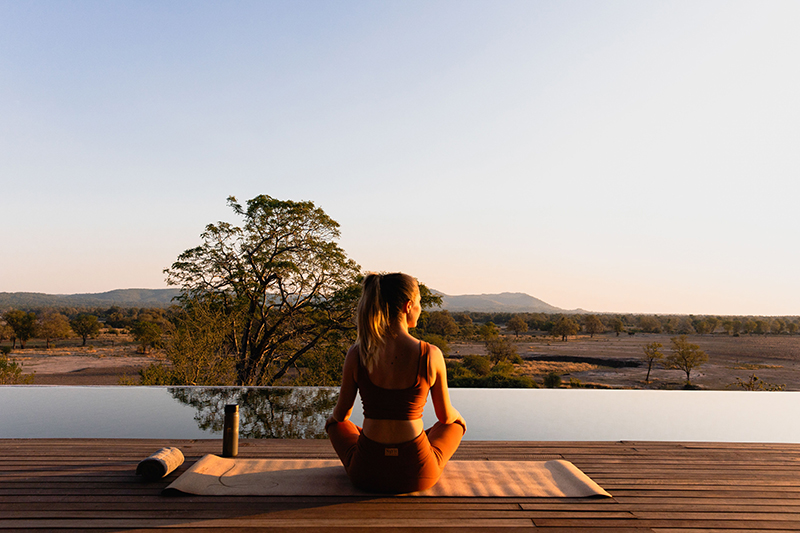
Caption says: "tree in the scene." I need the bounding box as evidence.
[131,320,163,354]
[639,315,662,334]
[610,317,625,336]
[164,195,361,386]
[70,314,101,346]
[583,315,604,337]
[664,335,708,385]
[478,321,499,341]
[506,316,528,337]
[485,337,521,365]
[552,316,579,341]
[426,310,460,338]
[37,312,73,349]
[642,342,663,384]
[3,310,37,349]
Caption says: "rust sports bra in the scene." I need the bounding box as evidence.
[357,341,431,421]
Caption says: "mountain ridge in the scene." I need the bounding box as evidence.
[0,288,580,313]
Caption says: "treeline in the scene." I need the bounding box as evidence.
[0,306,170,351]
[413,310,800,346]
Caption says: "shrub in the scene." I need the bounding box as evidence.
[138,363,179,385]
[462,355,492,376]
[1,346,11,356]
[543,372,562,388]
[449,374,537,388]
[0,353,34,384]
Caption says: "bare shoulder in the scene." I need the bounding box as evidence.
[344,344,360,380]
[426,341,444,363]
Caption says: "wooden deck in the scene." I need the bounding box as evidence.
[2,438,799,532]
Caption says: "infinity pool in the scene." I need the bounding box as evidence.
[2,386,798,442]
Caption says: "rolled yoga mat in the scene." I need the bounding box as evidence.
[136,447,185,479]
[163,455,611,497]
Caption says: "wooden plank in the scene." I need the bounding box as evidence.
[3,439,800,532]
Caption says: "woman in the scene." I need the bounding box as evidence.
[326,272,467,493]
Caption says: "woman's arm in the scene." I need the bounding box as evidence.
[328,345,359,425]
[429,344,467,430]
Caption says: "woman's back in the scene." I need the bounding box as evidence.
[364,337,425,389]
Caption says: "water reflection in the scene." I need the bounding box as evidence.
[169,387,338,439]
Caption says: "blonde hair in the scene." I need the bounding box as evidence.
[356,272,419,372]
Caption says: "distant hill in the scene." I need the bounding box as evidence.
[439,292,582,314]
[0,288,580,314]
[0,288,181,310]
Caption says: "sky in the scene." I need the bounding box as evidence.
[1,0,798,316]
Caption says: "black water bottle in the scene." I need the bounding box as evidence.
[222,404,239,457]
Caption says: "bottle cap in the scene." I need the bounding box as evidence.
[225,404,239,414]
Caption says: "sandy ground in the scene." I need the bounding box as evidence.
[450,333,800,390]
[8,337,163,385]
[5,332,800,389]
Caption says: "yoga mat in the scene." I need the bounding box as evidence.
[163,455,611,497]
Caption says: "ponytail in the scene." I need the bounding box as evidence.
[356,272,418,372]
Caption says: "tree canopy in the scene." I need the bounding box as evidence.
[70,314,101,346]
[163,195,361,386]
[552,316,579,341]
[664,335,708,385]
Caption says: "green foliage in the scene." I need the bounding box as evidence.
[37,311,73,348]
[478,321,499,341]
[506,316,528,337]
[1,346,11,356]
[543,372,562,388]
[638,315,662,333]
[3,310,37,349]
[462,355,492,376]
[551,316,579,341]
[70,314,101,346]
[425,310,460,338]
[138,363,181,385]
[485,337,522,364]
[155,299,237,385]
[163,195,361,386]
[583,315,604,337]
[0,353,33,384]
[130,320,163,354]
[730,374,785,391]
[449,373,537,388]
[664,335,708,385]
[611,317,625,336]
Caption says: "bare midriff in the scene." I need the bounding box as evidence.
[363,418,424,444]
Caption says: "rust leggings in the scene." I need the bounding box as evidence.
[326,420,465,494]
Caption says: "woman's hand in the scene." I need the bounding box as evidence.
[325,414,340,432]
[450,410,467,433]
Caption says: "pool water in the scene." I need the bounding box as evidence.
[2,386,798,442]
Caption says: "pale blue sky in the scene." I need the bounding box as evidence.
[2,1,798,315]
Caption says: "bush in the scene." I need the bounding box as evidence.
[543,372,562,388]
[449,374,537,388]
[445,360,471,380]
[486,337,521,364]
[0,353,33,384]
[462,355,492,376]
[491,360,515,375]
[138,363,179,385]
[1,346,11,356]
